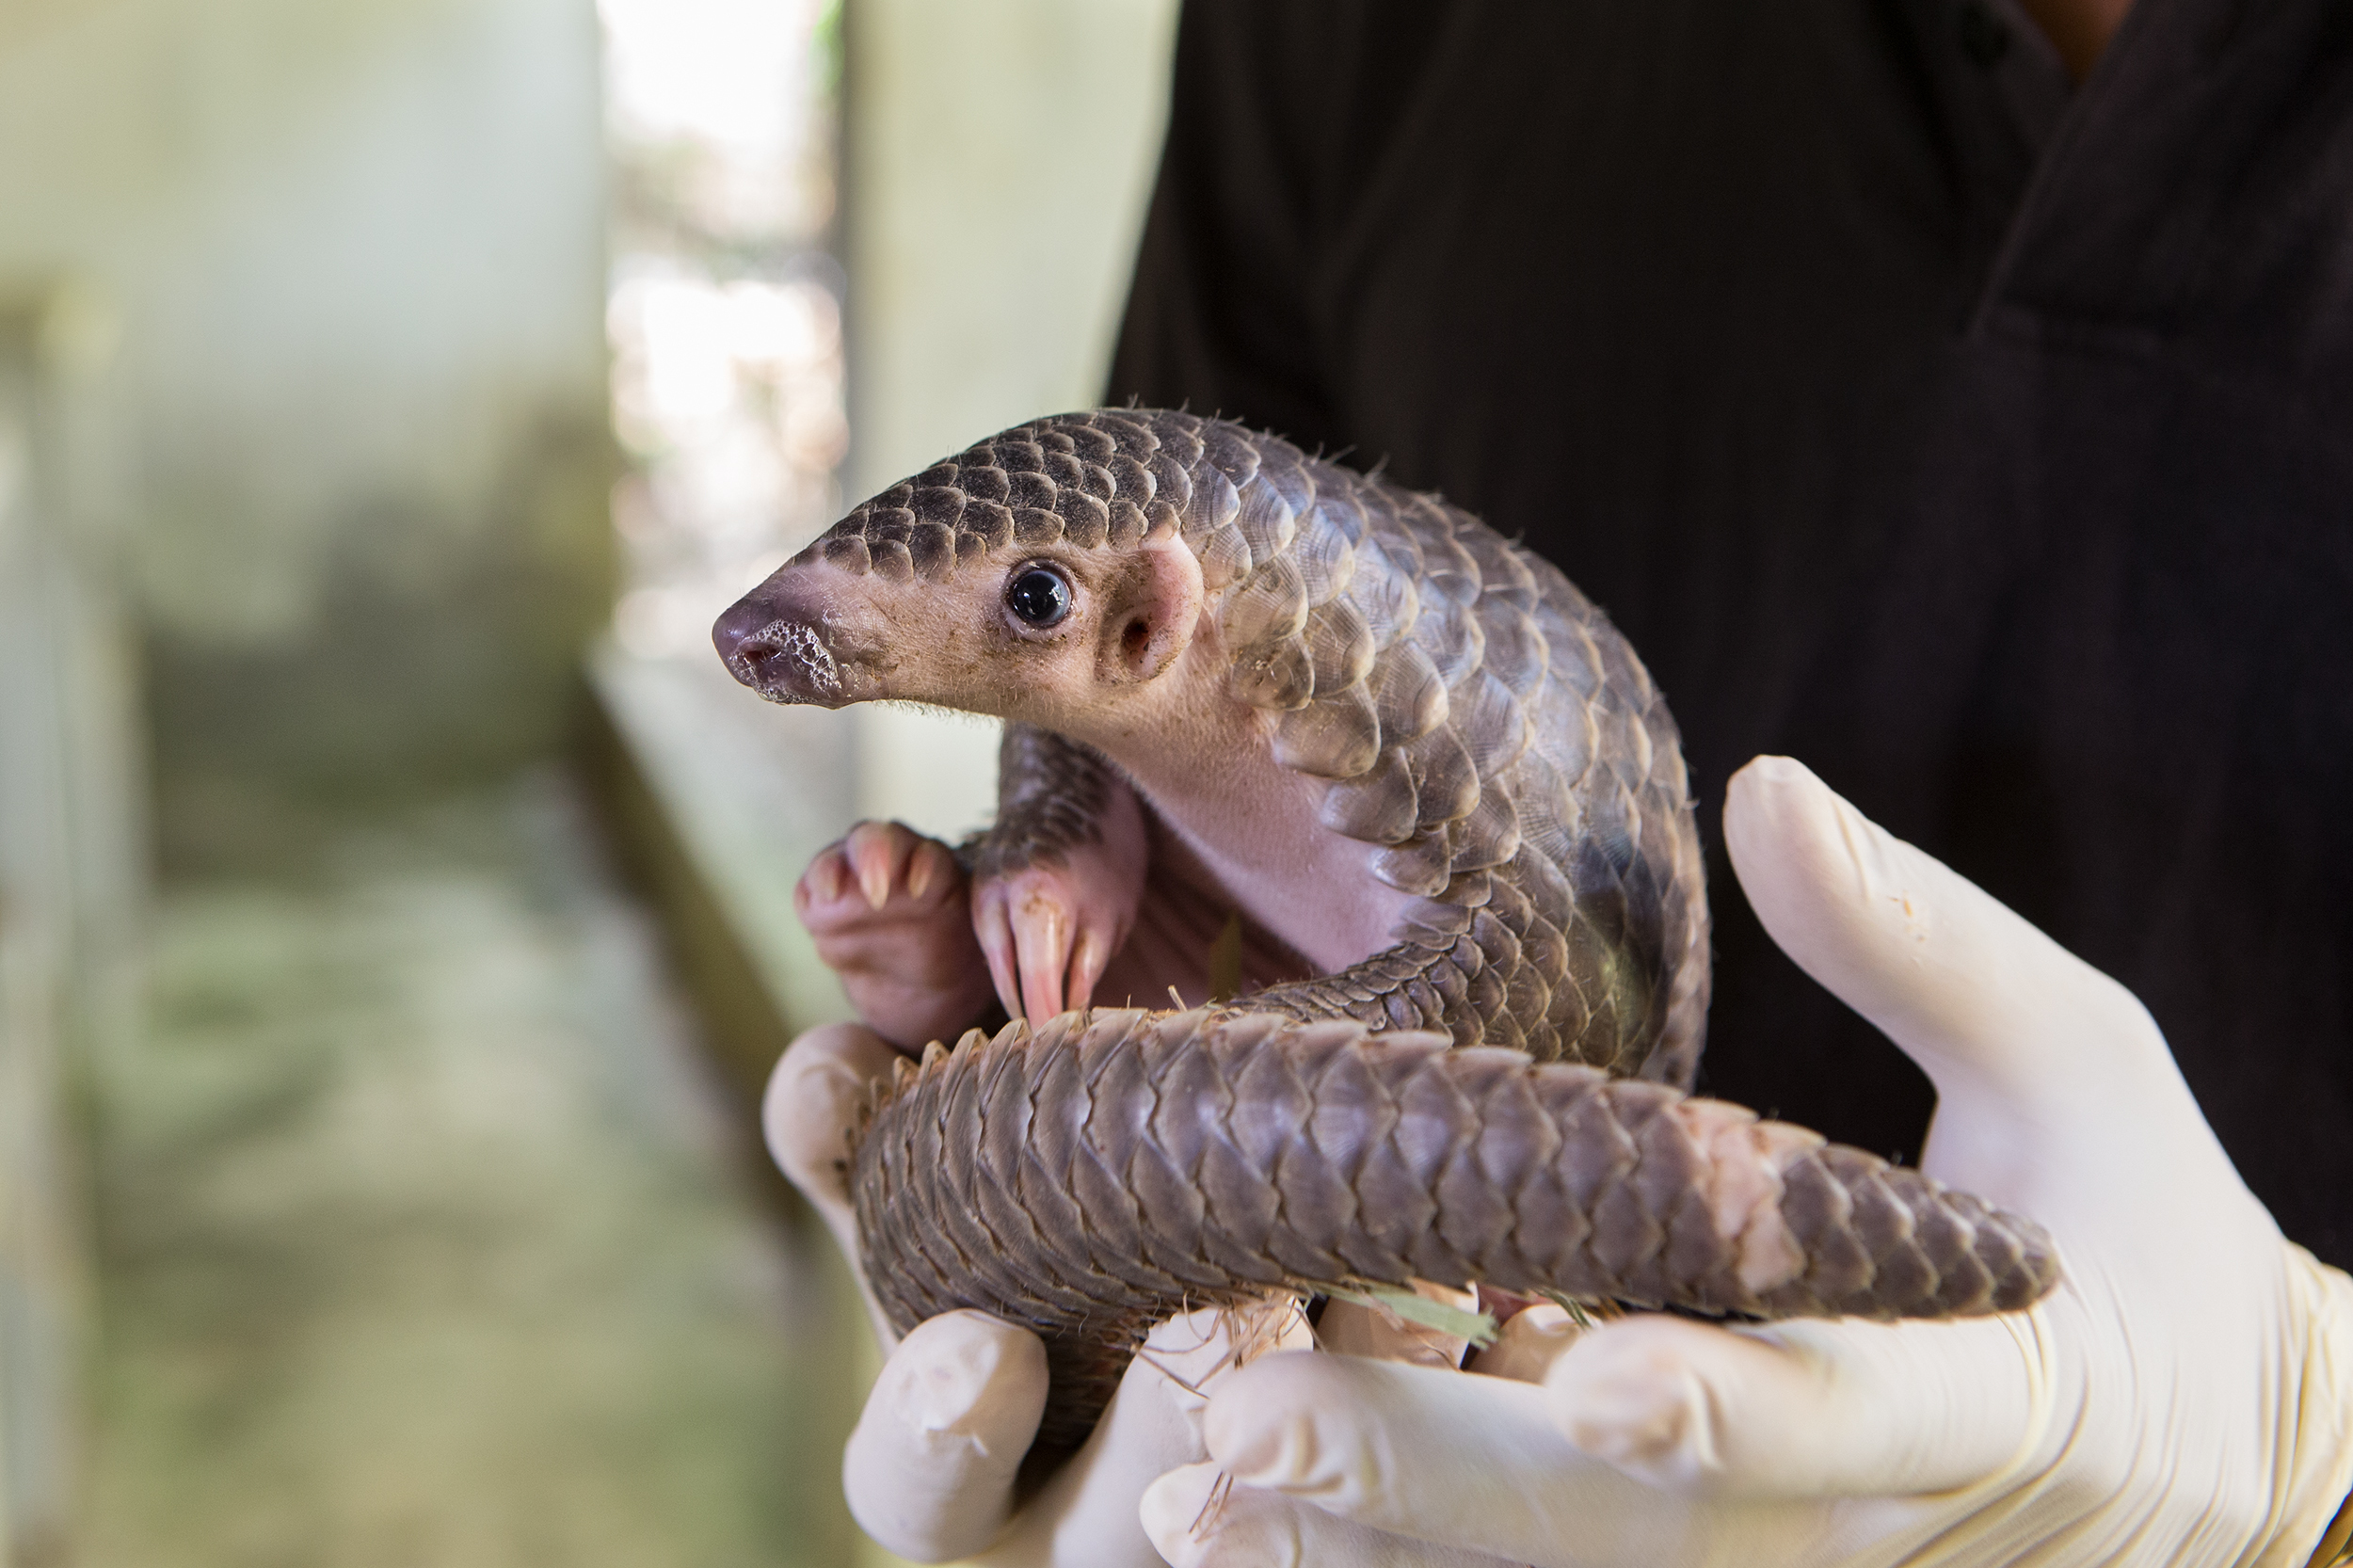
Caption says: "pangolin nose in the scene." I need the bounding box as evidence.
[711,595,790,692]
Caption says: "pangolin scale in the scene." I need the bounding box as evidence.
[720,408,2059,1460]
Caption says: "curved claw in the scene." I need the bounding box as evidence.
[1067,926,1111,1014]
[843,819,915,911]
[973,884,1023,1023]
[972,864,1136,1023]
[968,780,1149,1023]
[1013,891,1071,1024]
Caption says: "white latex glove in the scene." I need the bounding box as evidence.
[1136,755,2353,1568]
[762,1023,1312,1567]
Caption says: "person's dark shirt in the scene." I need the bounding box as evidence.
[1107,0,2353,1268]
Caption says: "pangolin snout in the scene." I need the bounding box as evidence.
[712,588,848,706]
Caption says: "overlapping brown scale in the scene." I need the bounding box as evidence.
[1193,469,1243,548]
[1099,501,1143,548]
[1219,554,1309,650]
[1012,506,1061,549]
[1410,593,1488,687]
[968,726,1118,882]
[1232,474,1299,566]
[1521,679,1598,801]
[1273,685,1382,779]
[1089,408,1160,454]
[1144,451,1193,514]
[1287,503,1358,605]
[1005,470,1057,512]
[1460,523,1542,612]
[1248,430,1317,513]
[1414,504,1486,608]
[962,502,1013,551]
[1063,423,1119,464]
[1367,643,1449,743]
[1226,637,1316,712]
[1106,454,1154,501]
[1404,725,1480,833]
[904,524,954,582]
[1354,551,1423,644]
[910,486,965,526]
[1303,600,1376,691]
[1195,417,1262,490]
[1369,834,1453,898]
[1316,746,1419,843]
[1449,666,1536,778]
[1448,779,1525,874]
[1480,603,1552,699]
[855,1012,2062,1456]
[1195,521,1250,586]
[1040,450,1087,491]
[1058,490,1112,549]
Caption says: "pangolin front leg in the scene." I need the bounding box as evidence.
[796,820,992,1051]
[969,723,1149,1023]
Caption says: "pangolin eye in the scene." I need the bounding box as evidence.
[1004,566,1073,629]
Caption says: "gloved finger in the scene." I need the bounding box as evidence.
[844,1309,1049,1563]
[977,1300,1312,1568]
[1142,1461,1528,1568]
[1543,1310,2043,1499]
[1200,1349,1697,1567]
[1721,756,2228,1201]
[760,1021,903,1346]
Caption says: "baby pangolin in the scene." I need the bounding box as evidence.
[713,408,2058,1458]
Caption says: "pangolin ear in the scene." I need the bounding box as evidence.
[1104,536,1205,685]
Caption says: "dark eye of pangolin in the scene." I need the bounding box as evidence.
[1004,566,1073,630]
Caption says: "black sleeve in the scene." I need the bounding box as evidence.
[1106,0,1453,450]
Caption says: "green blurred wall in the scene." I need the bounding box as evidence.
[0,0,615,865]
[0,298,126,1568]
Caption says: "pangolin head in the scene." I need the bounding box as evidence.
[713,407,1408,785]
[712,409,1228,728]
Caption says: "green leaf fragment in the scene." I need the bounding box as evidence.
[1530,1288,1600,1328]
[1326,1286,1499,1349]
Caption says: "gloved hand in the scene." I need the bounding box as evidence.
[1134,756,2353,1568]
[762,1022,1312,1567]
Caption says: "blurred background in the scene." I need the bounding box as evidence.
[0,0,1175,1560]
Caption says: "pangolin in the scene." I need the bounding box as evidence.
[712,408,2058,1459]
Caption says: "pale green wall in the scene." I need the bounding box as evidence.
[0,304,116,1568]
[0,0,614,859]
